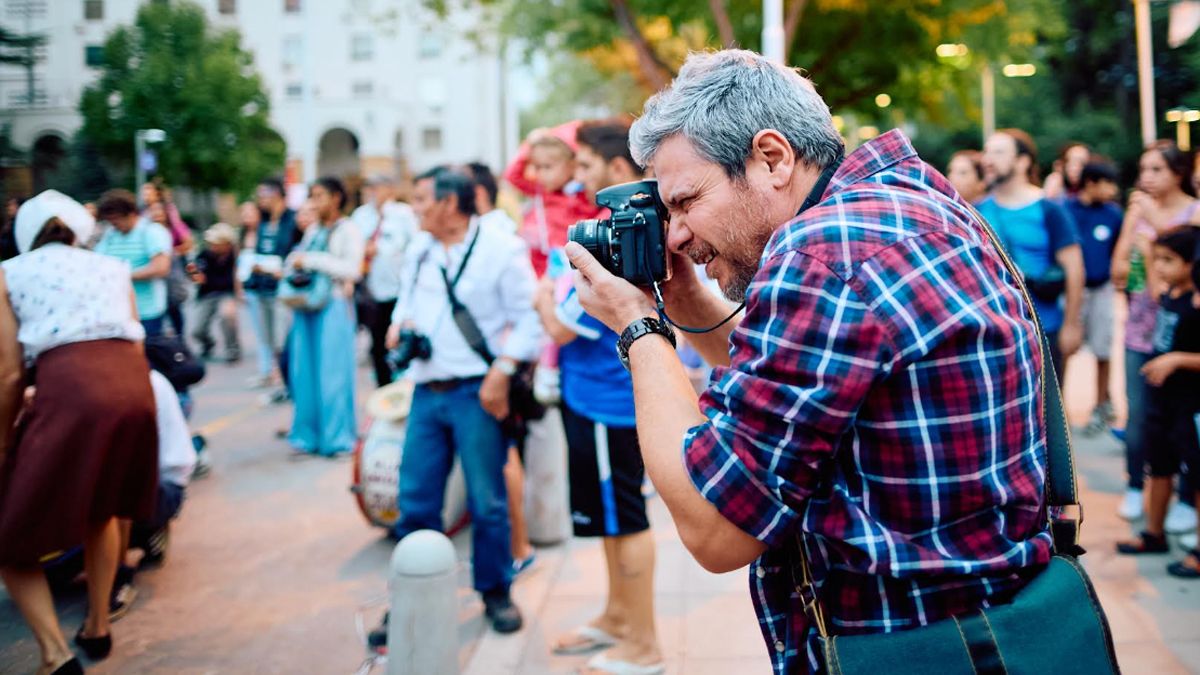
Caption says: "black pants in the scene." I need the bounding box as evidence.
[370,298,397,388]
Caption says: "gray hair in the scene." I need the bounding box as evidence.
[629,50,843,179]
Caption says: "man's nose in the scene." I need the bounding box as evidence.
[666,218,692,254]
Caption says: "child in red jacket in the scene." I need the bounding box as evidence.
[504,121,602,277]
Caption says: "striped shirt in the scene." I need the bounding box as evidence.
[683,130,1052,674]
[94,218,172,320]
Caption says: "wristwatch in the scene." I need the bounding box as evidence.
[493,358,519,376]
[617,316,676,372]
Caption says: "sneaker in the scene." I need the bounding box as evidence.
[1082,404,1114,437]
[1117,488,1144,521]
[139,525,169,569]
[259,387,290,406]
[367,612,388,654]
[109,566,138,622]
[1166,502,1198,534]
[482,591,523,634]
[245,374,273,389]
[512,552,536,578]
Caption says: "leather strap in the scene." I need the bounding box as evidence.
[954,611,1007,675]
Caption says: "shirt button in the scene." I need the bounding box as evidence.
[756,567,766,579]
[775,640,785,653]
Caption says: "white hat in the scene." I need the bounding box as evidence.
[203,222,238,246]
[14,190,96,254]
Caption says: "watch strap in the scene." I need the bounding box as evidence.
[617,316,676,370]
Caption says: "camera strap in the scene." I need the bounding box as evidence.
[436,223,497,367]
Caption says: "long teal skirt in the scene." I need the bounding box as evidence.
[287,295,358,455]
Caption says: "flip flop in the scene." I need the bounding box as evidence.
[1167,548,1200,579]
[584,653,666,675]
[551,625,618,656]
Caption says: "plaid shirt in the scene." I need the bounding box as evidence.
[683,130,1053,674]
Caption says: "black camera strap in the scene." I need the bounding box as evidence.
[436,224,497,367]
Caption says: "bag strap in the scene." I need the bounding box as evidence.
[438,223,495,368]
[793,199,1082,640]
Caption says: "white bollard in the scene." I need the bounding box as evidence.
[522,407,571,546]
[388,530,459,675]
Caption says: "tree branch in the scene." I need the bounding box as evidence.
[708,0,736,47]
[609,0,673,91]
[783,0,809,57]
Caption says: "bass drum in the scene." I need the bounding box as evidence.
[351,382,470,535]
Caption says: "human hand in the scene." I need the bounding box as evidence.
[385,323,401,350]
[1127,190,1152,221]
[291,255,305,270]
[1111,259,1130,291]
[533,276,557,315]
[1140,353,1179,387]
[564,242,657,333]
[479,366,511,420]
[1058,322,1083,360]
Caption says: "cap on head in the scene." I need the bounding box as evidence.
[15,190,96,254]
[203,222,238,246]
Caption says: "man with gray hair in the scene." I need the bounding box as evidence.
[566,49,1053,673]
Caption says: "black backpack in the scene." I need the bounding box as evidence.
[144,334,205,391]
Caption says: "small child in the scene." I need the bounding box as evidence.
[188,222,242,362]
[503,121,603,277]
[1117,225,1200,578]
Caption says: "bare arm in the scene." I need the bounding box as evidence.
[0,271,25,459]
[131,253,170,281]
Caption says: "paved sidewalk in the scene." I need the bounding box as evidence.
[0,339,1197,673]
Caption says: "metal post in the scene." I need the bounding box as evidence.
[135,131,146,207]
[388,530,459,675]
[1179,121,1191,152]
[762,0,785,64]
[981,64,996,144]
[1134,0,1157,146]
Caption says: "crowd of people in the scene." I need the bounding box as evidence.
[1,48,1198,675]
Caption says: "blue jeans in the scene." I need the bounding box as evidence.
[1125,349,1151,490]
[245,292,281,378]
[393,379,512,595]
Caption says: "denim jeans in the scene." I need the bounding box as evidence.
[393,379,512,595]
[245,292,281,378]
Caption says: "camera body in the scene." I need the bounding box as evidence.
[387,328,432,373]
[567,180,671,286]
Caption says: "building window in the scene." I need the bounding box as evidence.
[352,81,373,98]
[84,0,103,20]
[85,45,104,67]
[422,127,442,151]
[282,35,302,69]
[418,33,441,60]
[285,83,303,99]
[351,33,373,62]
[284,0,300,13]
[218,0,235,14]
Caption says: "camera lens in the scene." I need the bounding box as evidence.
[567,219,614,272]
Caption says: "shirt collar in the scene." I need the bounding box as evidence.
[822,129,918,198]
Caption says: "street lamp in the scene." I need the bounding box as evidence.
[875,93,892,108]
[1002,63,1037,78]
[134,128,166,207]
[1166,107,1200,151]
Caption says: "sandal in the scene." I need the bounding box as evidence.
[1167,548,1200,578]
[584,653,666,675]
[551,625,618,656]
[1115,531,1170,555]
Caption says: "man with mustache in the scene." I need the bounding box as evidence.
[566,50,1054,674]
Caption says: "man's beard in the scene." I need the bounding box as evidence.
[986,167,1015,191]
[685,183,776,303]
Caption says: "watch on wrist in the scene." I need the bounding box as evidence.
[617,316,677,371]
[493,359,518,376]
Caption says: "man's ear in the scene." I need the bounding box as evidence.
[749,129,795,189]
[609,157,640,184]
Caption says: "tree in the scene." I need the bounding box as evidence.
[77,0,284,196]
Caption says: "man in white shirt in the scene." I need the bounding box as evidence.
[352,174,418,387]
[386,167,542,634]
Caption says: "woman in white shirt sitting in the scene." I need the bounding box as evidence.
[0,191,159,675]
[285,177,364,457]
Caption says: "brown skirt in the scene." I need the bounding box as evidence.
[0,339,158,566]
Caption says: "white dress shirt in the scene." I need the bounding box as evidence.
[478,207,518,234]
[391,217,543,383]
[352,201,418,301]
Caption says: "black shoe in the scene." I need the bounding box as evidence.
[367,612,388,654]
[1115,531,1170,555]
[50,657,84,675]
[109,566,137,623]
[75,627,112,660]
[482,591,523,634]
[139,526,169,569]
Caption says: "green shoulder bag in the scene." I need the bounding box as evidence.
[795,205,1121,675]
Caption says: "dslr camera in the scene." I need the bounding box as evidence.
[387,328,432,373]
[567,180,671,286]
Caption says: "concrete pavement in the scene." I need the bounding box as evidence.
[0,335,1197,673]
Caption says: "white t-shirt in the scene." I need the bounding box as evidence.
[353,201,418,301]
[479,208,518,234]
[149,370,196,487]
[3,243,145,363]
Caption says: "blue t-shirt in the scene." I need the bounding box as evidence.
[977,196,1080,332]
[95,219,172,320]
[1064,198,1122,287]
[556,289,636,427]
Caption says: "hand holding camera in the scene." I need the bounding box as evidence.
[385,327,432,374]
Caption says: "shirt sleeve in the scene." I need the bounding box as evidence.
[683,250,891,546]
[148,223,172,257]
[1043,200,1081,253]
[496,240,544,362]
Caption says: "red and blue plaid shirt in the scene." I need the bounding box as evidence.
[683,130,1053,674]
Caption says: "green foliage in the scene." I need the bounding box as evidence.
[77,0,284,194]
